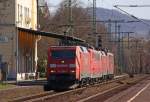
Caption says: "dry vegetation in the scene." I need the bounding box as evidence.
[122,38,150,74]
[37,0,108,72]
[37,0,150,75]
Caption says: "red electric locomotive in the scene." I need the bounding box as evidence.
[44,46,114,90]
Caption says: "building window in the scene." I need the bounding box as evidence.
[20,5,23,26]
[17,4,20,24]
[24,7,30,27]
[18,4,23,26]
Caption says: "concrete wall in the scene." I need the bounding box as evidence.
[0,0,16,80]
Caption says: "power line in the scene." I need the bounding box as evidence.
[114,5,150,27]
[82,19,140,23]
[115,5,150,7]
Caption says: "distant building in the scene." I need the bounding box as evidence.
[0,0,39,80]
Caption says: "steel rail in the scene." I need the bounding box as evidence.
[10,74,128,102]
[77,75,148,102]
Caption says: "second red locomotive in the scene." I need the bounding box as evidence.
[44,46,114,90]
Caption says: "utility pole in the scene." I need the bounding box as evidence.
[108,19,112,41]
[93,0,97,34]
[117,31,135,74]
[133,39,143,73]
[114,21,118,43]
[68,0,73,36]
[59,0,73,45]
[139,46,143,73]
[117,25,121,74]
[117,25,127,74]
[92,0,100,48]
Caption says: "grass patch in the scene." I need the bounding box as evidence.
[0,83,15,90]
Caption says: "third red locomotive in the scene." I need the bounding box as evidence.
[44,46,114,90]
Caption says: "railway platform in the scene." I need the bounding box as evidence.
[1,78,47,86]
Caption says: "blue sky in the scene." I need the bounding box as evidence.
[47,0,150,20]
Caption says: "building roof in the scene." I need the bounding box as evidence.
[18,27,85,43]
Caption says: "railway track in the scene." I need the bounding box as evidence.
[10,74,128,102]
[77,75,148,102]
[10,74,147,102]
[10,91,55,102]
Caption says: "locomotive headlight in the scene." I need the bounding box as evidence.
[50,64,56,68]
[70,70,75,73]
[50,70,56,73]
[69,64,76,68]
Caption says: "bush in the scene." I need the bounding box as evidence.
[37,59,47,78]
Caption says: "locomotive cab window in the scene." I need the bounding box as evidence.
[51,50,75,59]
[80,47,88,53]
